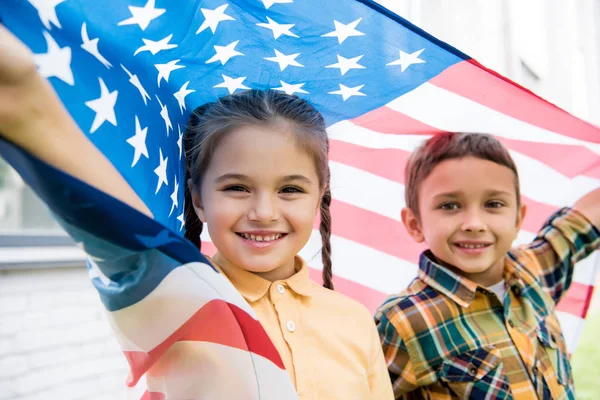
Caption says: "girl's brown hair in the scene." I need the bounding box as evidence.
[183,90,334,290]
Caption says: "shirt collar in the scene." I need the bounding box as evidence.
[418,250,481,308]
[418,251,528,308]
[213,254,313,303]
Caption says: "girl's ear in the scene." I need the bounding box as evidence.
[188,179,206,223]
[401,207,425,243]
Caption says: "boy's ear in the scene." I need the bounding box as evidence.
[188,179,206,223]
[515,201,527,231]
[401,207,425,243]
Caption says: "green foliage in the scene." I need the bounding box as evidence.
[572,310,600,399]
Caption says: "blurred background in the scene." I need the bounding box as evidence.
[1,1,599,399]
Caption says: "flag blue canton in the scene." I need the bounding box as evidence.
[2,0,464,233]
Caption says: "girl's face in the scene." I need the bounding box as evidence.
[192,124,322,281]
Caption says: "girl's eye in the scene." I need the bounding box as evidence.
[486,200,505,209]
[280,186,303,194]
[439,202,460,210]
[223,185,249,192]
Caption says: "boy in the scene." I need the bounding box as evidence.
[375,132,600,399]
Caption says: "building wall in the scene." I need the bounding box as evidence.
[0,267,127,400]
[377,0,600,125]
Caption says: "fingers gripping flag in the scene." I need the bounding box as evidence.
[2,0,600,398]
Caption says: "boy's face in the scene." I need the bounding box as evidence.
[401,157,527,286]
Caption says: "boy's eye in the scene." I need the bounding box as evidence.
[280,186,303,194]
[223,185,249,192]
[486,200,505,208]
[439,202,460,210]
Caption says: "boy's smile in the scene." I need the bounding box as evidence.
[402,156,527,287]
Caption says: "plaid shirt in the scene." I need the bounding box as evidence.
[375,208,600,400]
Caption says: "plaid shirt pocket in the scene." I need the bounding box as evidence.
[537,316,573,388]
[438,347,512,399]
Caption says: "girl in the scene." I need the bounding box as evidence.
[0,26,393,399]
[182,91,393,399]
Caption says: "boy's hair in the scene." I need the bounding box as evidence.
[405,132,520,218]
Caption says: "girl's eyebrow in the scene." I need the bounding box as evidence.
[214,173,313,184]
[283,175,312,184]
[214,173,249,183]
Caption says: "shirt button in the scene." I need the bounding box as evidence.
[469,365,477,376]
[508,319,515,328]
[532,365,539,375]
[286,320,296,332]
[276,284,285,294]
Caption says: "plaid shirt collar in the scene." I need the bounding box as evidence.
[418,250,528,308]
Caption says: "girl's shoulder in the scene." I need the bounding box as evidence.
[308,281,375,322]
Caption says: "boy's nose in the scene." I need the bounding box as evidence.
[248,193,279,222]
[461,209,486,232]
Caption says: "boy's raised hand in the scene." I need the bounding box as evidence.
[574,188,600,231]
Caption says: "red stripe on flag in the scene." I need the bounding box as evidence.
[556,281,595,318]
[140,391,165,400]
[330,139,409,183]
[330,140,559,234]
[308,267,388,313]
[350,106,443,136]
[350,106,600,180]
[430,60,600,144]
[330,199,425,262]
[123,299,284,386]
[500,137,600,180]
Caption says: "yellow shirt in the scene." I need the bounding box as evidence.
[215,255,394,400]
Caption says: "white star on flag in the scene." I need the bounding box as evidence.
[177,211,185,231]
[261,0,293,9]
[156,96,172,136]
[205,40,244,65]
[264,49,303,71]
[169,176,180,216]
[273,81,308,95]
[85,78,118,133]
[134,34,177,56]
[154,148,169,194]
[174,81,195,114]
[214,74,250,94]
[325,54,365,76]
[28,0,66,30]
[322,18,365,44]
[126,116,149,167]
[196,4,235,34]
[117,0,166,31]
[177,125,183,160]
[256,17,298,39]
[80,23,112,68]
[121,64,150,105]
[328,83,366,101]
[155,59,185,87]
[33,31,74,85]
[387,48,426,72]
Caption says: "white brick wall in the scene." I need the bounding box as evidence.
[0,267,128,400]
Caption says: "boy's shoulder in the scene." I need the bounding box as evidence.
[375,277,460,338]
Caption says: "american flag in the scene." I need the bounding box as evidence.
[2,0,600,398]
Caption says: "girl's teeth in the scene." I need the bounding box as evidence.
[241,233,282,242]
